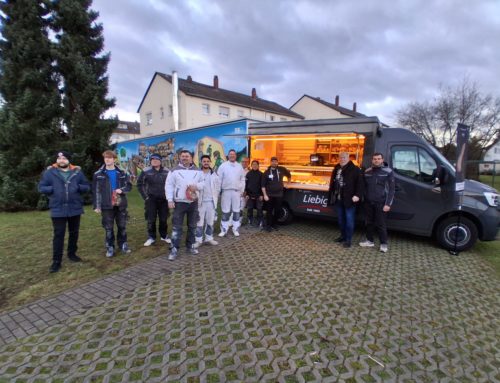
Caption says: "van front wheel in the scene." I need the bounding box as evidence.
[277,204,293,225]
[436,216,478,252]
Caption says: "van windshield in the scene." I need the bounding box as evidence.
[428,145,455,173]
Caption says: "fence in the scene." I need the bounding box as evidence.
[467,160,499,189]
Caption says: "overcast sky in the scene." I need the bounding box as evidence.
[93,0,500,126]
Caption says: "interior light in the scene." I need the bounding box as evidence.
[252,135,363,141]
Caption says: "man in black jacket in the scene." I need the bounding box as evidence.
[245,160,264,227]
[137,153,170,247]
[359,153,395,253]
[93,150,132,258]
[328,152,363,247]
[261,156,291,232]
[39,151,90,273]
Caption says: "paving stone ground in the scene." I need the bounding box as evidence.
[0,220,499,383]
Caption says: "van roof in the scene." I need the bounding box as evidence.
[248,117,383,136]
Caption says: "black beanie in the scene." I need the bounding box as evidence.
[56,151,72,162]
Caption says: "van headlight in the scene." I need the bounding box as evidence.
[484,192,499,207]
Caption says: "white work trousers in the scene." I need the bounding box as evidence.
[220,189,241,231]
[196,201,217,243]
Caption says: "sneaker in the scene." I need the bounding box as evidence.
[233,230,240,237]
[193,241,202,249]
[271,225,279,231]
[218,229,227,237]
[144,238,156,247]
[121,243,132,254]
[359,240,375,247]
[380,244,388,253]
[168,248,178,261]
[342,242,352,248]
[49,262,61,273]
[264,226,273,232]
[188,247,199,255]
[161,237,172,244]
[106,247,115,258]
[205,239,218,245]
[334,236,345,243]
[68,255,82,262]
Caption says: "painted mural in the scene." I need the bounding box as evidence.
[116,120,248,182]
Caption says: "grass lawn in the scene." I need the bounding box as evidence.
[0,190,170,312]
[479,174,500,190]
[0,189,499,312]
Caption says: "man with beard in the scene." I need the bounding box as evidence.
[165,150,204,260]
[194,155,221,247]
[39,151,90,273]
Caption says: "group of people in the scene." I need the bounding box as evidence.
[38,148,394,273]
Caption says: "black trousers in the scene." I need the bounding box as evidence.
[247,197,263,224]
[265,196,283,228]
[145,197,169,239]
[101,207,128,249]
[364,201,388,244]
[51,215,81,264]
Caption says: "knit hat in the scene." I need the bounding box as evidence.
[56,151,72,162]
[150,153,162,161]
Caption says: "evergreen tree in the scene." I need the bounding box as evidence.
[52,0,116,180]
[0,0,62,211]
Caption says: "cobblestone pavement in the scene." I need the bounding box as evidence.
[0,221,499,383]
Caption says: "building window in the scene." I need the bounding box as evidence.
[169,104,173,116]
[219,106,230,118]
[237,109,244,118]
[280,117,287,121]
[202,103,210,115]
[146,112,153,126]
[495,147,500,154]
[269,115,275,121]
[160,107,164,119]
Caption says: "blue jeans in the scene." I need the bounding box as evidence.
[335,201,356,244]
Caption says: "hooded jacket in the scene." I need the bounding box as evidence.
[92,165,132,210]
[137,166,169,200]
[217,161,245,193]
[197,169,221,208]
[165,163,204,203]
[38,164,90,217]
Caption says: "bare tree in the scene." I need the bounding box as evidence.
[396,78,500,159]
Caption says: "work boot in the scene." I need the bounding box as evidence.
[121,243,132,254]
[68,255,82,262]
[359,240,375,247]
[168,247,178,261]
[161,236,172,244]
[106,247,115,258]
[49,262,61,273]
[143,238,155,247]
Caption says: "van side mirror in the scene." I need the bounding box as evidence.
[433,165,448,185]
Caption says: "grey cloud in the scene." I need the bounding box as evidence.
[93,0,500,125]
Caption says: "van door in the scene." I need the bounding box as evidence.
[387,144,454,236]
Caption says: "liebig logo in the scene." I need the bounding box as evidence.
[302,194,328,208]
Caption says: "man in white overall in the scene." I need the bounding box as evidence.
[194,155,221,247]
[217,149,245,237]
